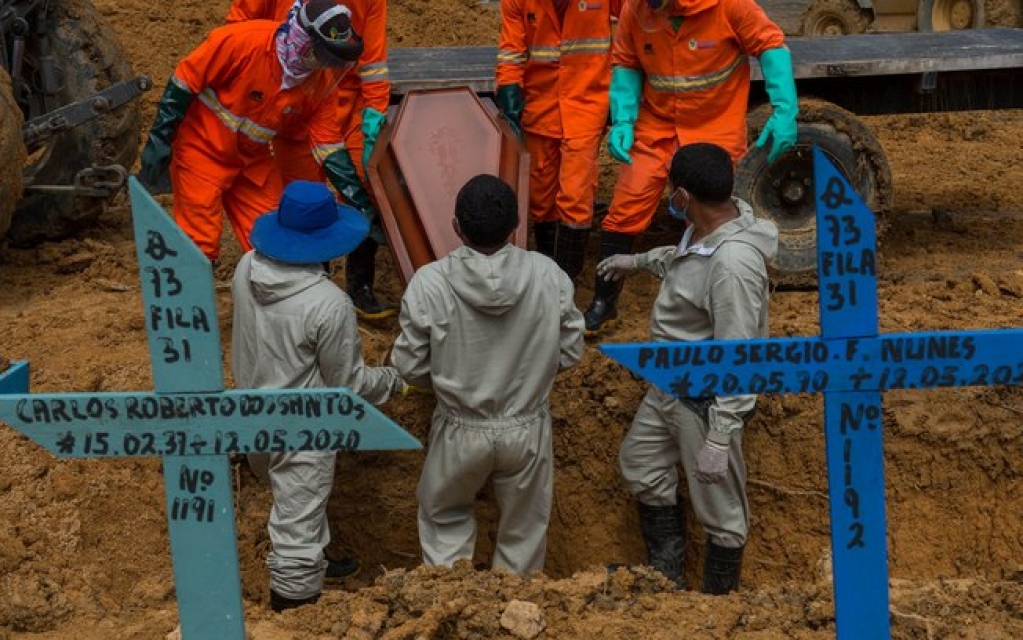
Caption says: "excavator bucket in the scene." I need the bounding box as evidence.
[365,87,530,284]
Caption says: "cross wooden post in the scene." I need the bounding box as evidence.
[601,148,1023,639]
[0,179,422,639]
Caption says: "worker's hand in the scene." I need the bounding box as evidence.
[361,107,386,170]
[607,122,634,164]
[755,47,799,163]
[137,80,194,196]
[695,439,729,484]
[596,253,638,282]
[755,114,797,163]
[137,145,173,195]
[496,84,525,138]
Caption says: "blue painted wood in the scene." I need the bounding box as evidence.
[130,178,242,639]
[163,455,244,639]
[815,145,878,338]
[129,179,224,394]
[600,330,1023,397]
[825,391,889,638]
[1,180,421,639]
[815,147,888,640]
[0,361,30,394]
[0,389,422,456]
[600,148,1023,640]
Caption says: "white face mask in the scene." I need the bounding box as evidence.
[667,187,689,222]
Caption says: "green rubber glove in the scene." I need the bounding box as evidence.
[139,79,194,195]
[324,148,376,222]
[755,47,799,163]
[495,84,525,137]
[361,106,386,170]
[607,67,642,164]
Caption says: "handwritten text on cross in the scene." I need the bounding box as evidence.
[601,148,1023,640]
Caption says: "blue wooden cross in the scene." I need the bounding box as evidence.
[0,179,422,639]
[601,148,1023,639]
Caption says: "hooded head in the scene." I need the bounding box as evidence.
[298,0,364,67]
[250,180,370,265]
[453,174,520,253]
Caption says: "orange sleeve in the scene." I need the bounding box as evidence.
[495,0,527,87]
[173,25,249,94]
[308,77,347,164]
[225,0,278,23]
[610,0,641,71]
[357,0,391,113]
[726,0,786,57]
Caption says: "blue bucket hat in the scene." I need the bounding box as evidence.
[250,181,370,264]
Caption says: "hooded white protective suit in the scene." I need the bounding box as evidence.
[232,251,403,599]
[391,244,585,574]
[618,198,778,548]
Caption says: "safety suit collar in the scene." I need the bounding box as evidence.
[671,0,719,18]
[538,0,561,32]
[676,198,778,258]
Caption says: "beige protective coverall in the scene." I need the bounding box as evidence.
[391,244,585,574]
[232,251,403,599]
[618,200,778,548]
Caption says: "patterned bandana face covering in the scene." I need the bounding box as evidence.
[276,13,317,89]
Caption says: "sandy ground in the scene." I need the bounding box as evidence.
[2,0,1023,638]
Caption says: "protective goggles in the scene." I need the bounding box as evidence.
[298,3,364,67]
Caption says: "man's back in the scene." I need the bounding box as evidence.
[231,251,342,390]
[393,245,584,419]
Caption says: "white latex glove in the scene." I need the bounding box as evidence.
[695,440,729,484]
[595,254,638,282]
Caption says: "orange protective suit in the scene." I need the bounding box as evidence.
[226,0,390,182]
[604,0,785,234]
[496,0,621,229]
[169,21,347,259]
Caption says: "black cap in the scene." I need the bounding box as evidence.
[299,0,364,67]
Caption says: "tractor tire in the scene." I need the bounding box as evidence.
[736,98,892,284]
[799,0,872,36]
[0,69,26,239]
[8,0,140,246]
[918,0,985,30]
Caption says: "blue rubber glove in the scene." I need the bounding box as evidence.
[607,67,643,164]
[361,107,386,170]
[755,47,799,163]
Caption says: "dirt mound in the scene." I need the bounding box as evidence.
[2,0,1023,638]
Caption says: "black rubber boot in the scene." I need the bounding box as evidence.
[702,540,743,595]
[583,230,635,334]
[345,238,396,320]
[637,502,687,588]
[270,590,320,613]
[553,224,590,281]
[324,553,360,583]
[533,221,557,258]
